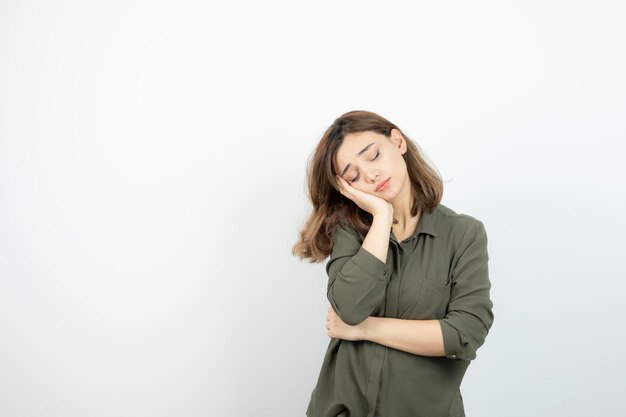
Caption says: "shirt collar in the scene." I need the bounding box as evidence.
[417,206,437,237]
[390,206,438,243]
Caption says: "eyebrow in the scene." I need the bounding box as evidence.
[340,143,376,177]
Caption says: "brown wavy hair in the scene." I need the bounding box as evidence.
[292,110,443,263]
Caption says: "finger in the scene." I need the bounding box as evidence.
[339,176,353,188]
[335,175,348,190]
[336,178,352,198]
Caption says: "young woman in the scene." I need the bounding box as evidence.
[292,110,495,417]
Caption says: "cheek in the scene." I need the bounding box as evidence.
[389,154,405,173]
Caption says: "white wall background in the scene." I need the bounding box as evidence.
[1,1,624,416]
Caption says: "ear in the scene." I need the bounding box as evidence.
[390,128,407,154]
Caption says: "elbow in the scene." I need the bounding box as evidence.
[327,295,370,326]
[339,311,368,326]
[326,274,384,327]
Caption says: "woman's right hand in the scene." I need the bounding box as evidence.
[335,175,394,223]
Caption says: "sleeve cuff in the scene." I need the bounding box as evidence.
[351,246,393,282]
[439,319,462,359]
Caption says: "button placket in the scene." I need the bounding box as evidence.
[387,240,403,317]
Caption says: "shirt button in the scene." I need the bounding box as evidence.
[451,354,456,358]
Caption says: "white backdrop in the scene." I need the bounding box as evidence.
[1,1,624,416]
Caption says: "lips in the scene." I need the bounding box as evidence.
[376,178,390,191]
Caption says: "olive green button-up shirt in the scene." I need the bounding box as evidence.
[306,203,494,417]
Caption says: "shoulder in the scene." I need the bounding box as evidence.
[331,220,363,246]
[335,219,360,236]
[434,203,487,240]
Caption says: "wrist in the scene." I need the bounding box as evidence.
[372,211,393,228]
[360,316,376,341]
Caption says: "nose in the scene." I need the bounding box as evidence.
[367,168,380,183]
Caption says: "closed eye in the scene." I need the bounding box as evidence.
[350,151,380,183]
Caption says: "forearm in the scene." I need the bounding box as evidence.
[361,213,393,263]
[361,317,446,357]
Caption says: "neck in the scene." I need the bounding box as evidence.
[391,177,416,227]
[393,207,421,229]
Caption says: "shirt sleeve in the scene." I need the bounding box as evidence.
[438,220,495,361]
[326,222,393,326]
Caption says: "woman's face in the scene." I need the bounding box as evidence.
[333,129,409,202]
